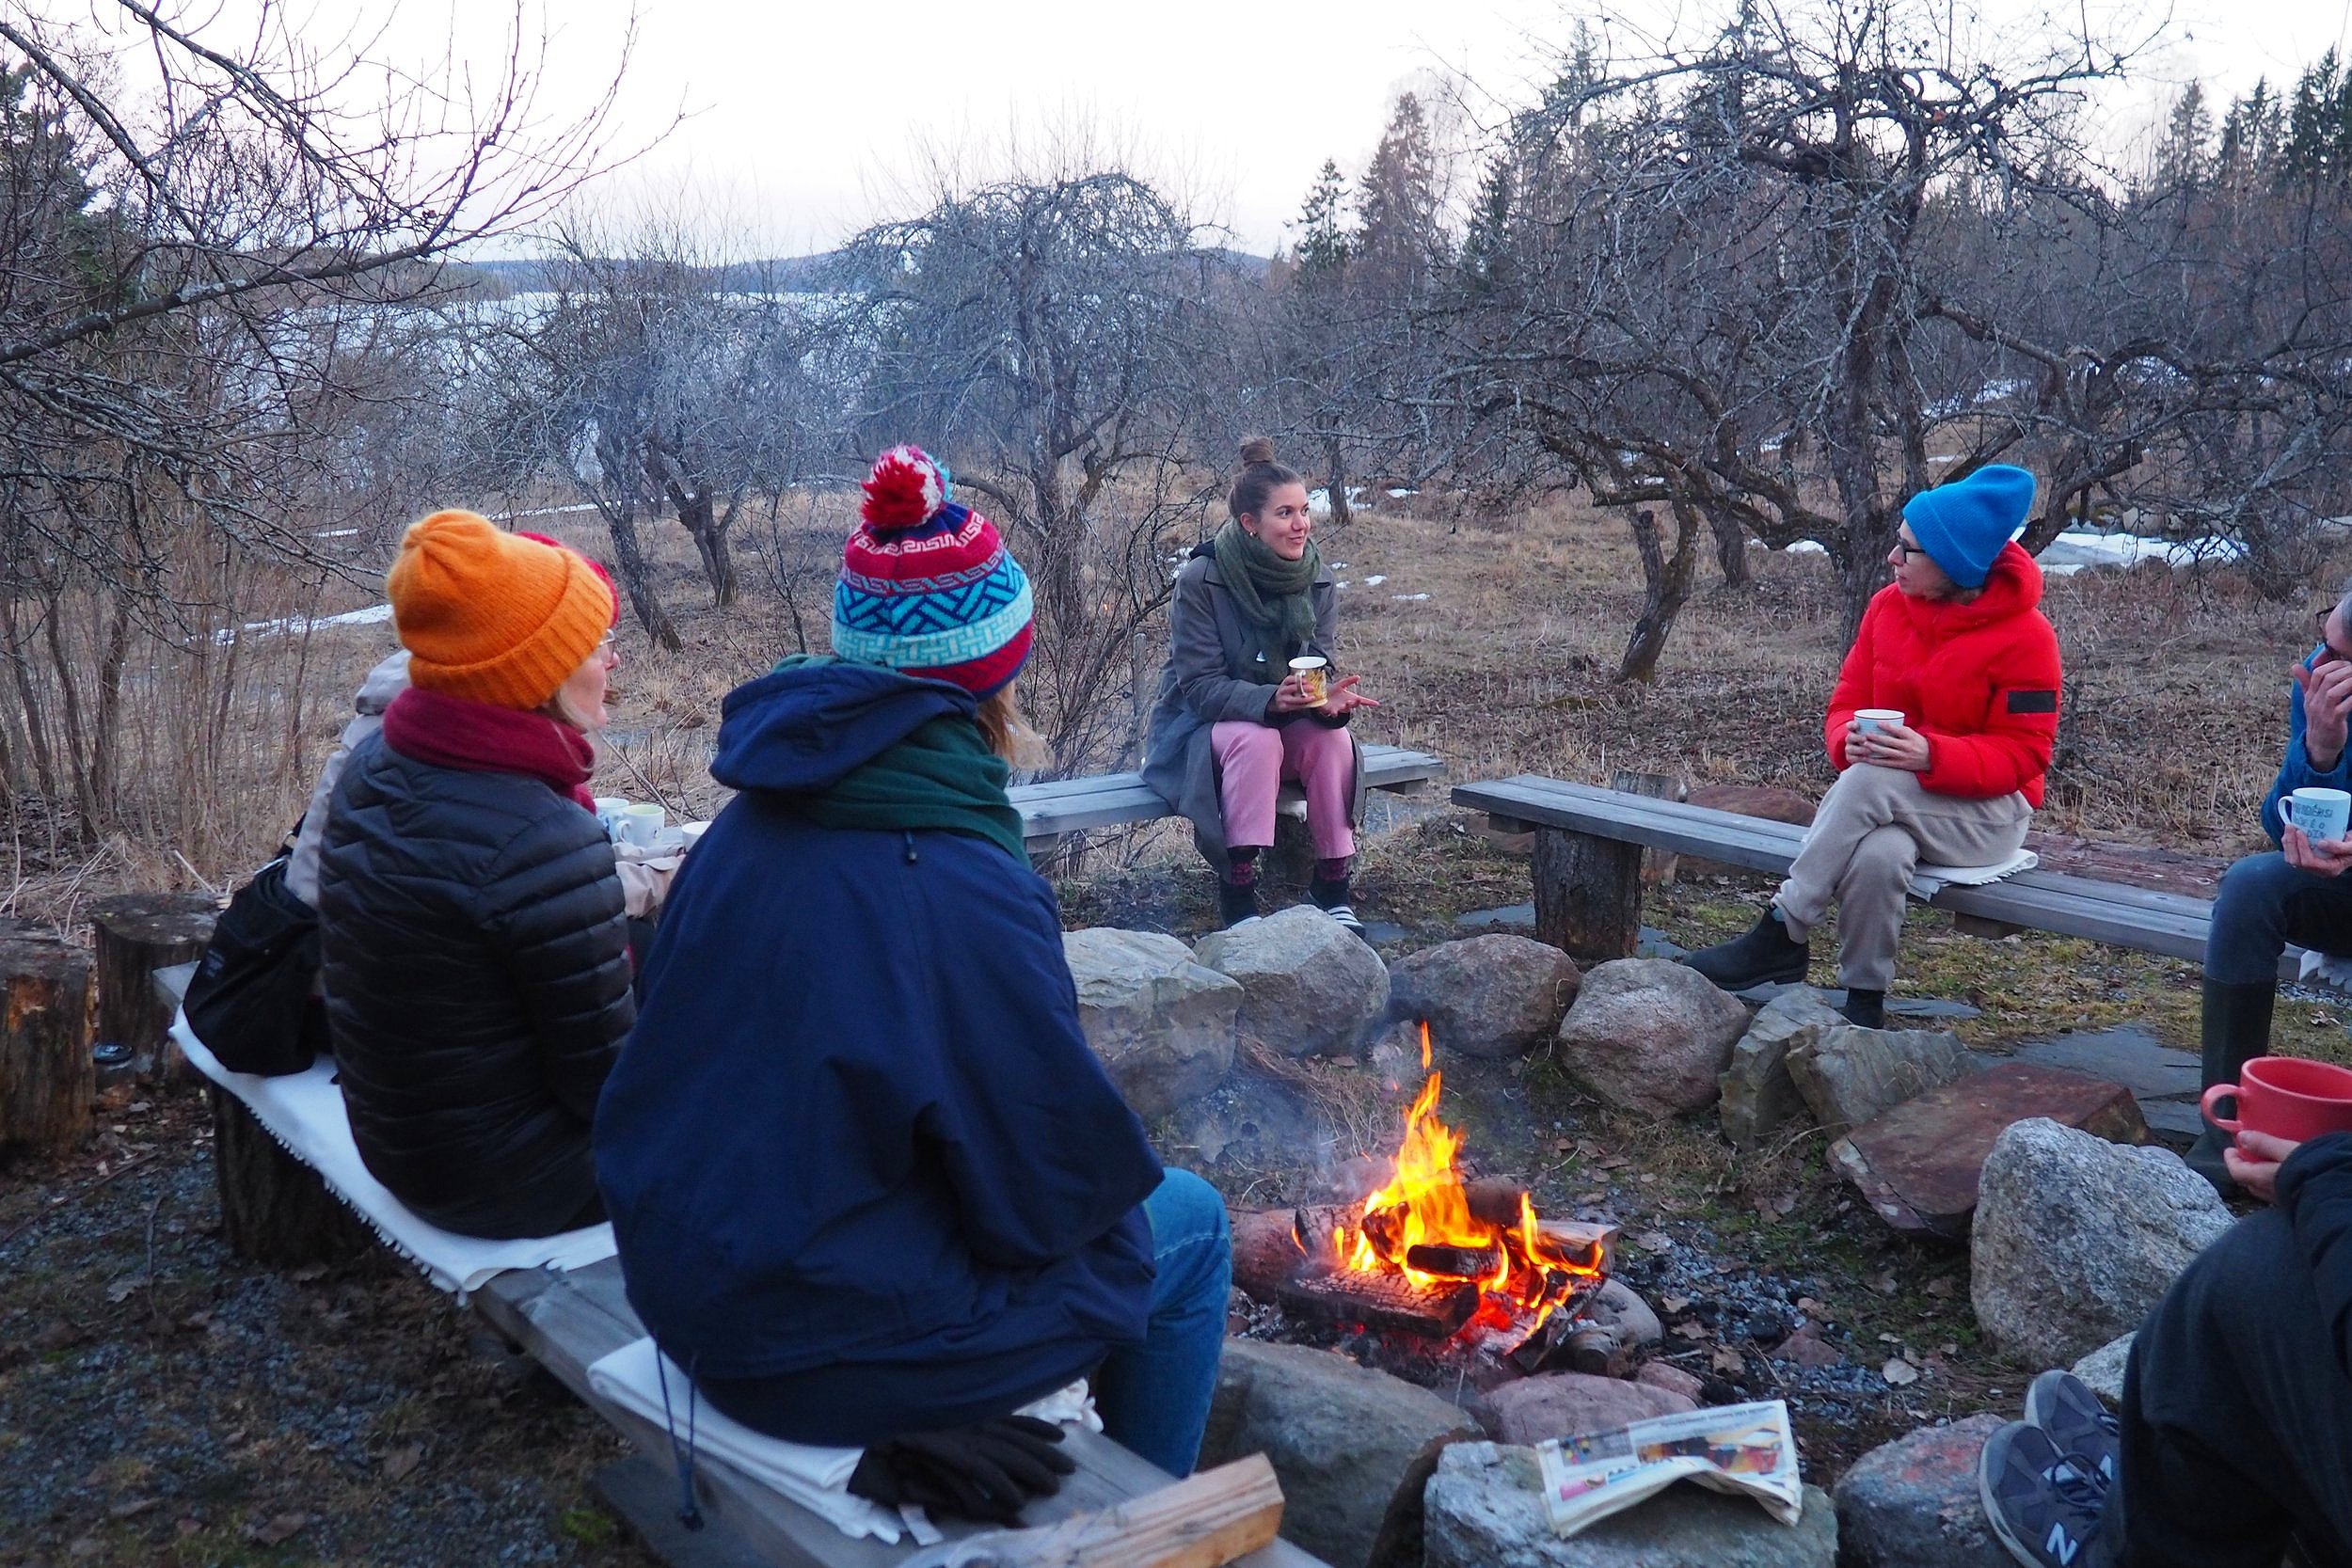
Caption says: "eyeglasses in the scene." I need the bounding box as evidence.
[2313,609,2352,668]
[1891,537,1927,563]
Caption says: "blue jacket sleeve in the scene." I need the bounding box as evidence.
[918,874,1163,1272]
[2262,649,2352,845]
[2276,1132,2352,1386]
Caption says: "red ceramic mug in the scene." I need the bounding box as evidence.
[2201,1055,2352,1144]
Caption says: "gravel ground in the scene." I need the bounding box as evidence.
[0,1085,656,1568]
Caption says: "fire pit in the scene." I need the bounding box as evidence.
[1246,1024,1618,1381]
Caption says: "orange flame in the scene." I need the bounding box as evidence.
[1332,1022,1605,1334]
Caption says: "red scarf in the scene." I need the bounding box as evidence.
[381,687,597,812]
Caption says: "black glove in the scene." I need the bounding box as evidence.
[846,1414,1075,1525]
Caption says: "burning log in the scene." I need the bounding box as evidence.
[1232,1209,1310,1303]
[1403,1243,1504,1279]
[1537,1219,1618,1275]
[1278,1270,1481,1338]
[1463,1179,1530,1228]
[1291,1205,1346,1262]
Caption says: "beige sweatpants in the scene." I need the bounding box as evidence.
[1774,763,2032,992]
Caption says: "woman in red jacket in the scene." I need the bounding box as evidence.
[1684,466,2060,1027]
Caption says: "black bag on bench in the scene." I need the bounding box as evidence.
[183,856,328,1077]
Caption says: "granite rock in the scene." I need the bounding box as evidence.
[1719,988,1843,1150]
[1556,959,1752,1117]
[1473,1371,1696,1447]
[1195,905,1391,1058]
[1062,927,1242,1117]
[1390,934,1581,1059]
[1787,1024,1970,1136]
[1833,1415,2012,1568]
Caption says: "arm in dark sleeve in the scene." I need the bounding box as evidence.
[2278,1132,2352,1386]
[483,814,635,1122]
[2263,654,2352,845]
[1169,562,1281,724]
[1308,578,1352,729]
[923,879,1163,1269]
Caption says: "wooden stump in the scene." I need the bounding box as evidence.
[1610,768,1686,888]
[1533,827,1644,963]
[0,936,93,1156]
[90,892,217,1079]
[209,1084,376,1267]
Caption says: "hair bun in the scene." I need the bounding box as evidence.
[1239,436,1277,467]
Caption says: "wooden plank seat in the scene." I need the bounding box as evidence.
[1453,774,2286,976]
[149,966,1327,1568]
[1010,744,1444,856]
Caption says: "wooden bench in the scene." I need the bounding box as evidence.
[1009,744,1444,858]
[151,966,1327,1568]
[1454,774,2281,975]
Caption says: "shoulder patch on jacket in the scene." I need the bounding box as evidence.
[2006,689,2058,715]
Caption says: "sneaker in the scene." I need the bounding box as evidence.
[1317,903,1365,935]
[1217,878,1260,929]
[2025,1370,2120,1485]
[1979,1419,2109,1568]
[1681,909,1810,991]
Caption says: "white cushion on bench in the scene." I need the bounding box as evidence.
[1909,848,2040,900]
[170,1011,617,1293]
[586,1336,1100,1545]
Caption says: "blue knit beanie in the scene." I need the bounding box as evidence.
[1900,465,2037,590]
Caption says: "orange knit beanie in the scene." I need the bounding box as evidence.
[387,511,613,710]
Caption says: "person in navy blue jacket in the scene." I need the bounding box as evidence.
[2195,591,2352,1194]
[595,448,1232,1523]
[1977,1129,2352,1567]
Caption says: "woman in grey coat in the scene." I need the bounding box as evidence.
[1142,439,1377,929]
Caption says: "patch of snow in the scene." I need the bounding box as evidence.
[215,602,395,646]
[2038,531,2247,572]
[1386,487,1417,499]
[1364,575,1388,586]
[1392,592,1432,602]
[1787,540,1830,557]
[311,527,360,539]
[498,502,601,521]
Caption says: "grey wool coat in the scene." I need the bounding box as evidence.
[1142,542,1366,864]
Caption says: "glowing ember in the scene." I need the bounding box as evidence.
[1322,1022,1606,1336]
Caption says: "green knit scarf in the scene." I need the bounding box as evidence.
[1211,519,1323,675]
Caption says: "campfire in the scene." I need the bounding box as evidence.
[1277,1024,1614,1370]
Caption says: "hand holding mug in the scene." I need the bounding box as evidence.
[2223,1129,2301,1204]
[2284,824,2352,879]
[1269,673,1321,714]
[1851,720,1931,772]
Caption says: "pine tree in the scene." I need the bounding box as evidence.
[1293,158,1351,284]
[1354,92,1440,294]
[2154,82,2213,188]
[1457,153,1515,293]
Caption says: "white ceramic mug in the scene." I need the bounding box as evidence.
[2287,786,2352,844]
[619,802,667,848]
[594,796,631,843]
[1854,708,1905,736]
[1288,656,1329,705]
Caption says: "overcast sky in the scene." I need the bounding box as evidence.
[363,0,2352,256]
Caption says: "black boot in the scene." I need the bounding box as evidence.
[2185,978,2274,1198]
[1681,907,1809,991]
[1217,875,1260,929]
[1841,989,1885,1030]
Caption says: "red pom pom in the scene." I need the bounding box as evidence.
[861,448,941,531]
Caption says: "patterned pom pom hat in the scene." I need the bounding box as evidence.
[831,445,1034,699]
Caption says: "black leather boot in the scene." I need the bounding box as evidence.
[1217,875,1260,929]
[2185,978,2274,1198]
[1841,989,1885,1030]
[1681,907,1810,990]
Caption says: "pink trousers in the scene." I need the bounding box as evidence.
[1211,721,1356,860]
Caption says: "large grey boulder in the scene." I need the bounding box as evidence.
[1473,1371,1695,1447]
[1200,1338,1479,1568]
[1063,928,1242,1118]
[1555,959,1751,1117]
[1972,1117,2233,1366]
[1391,934,1581,1059]
[1195,906,1391,1058]
[1719,989,1843,1150]
[1787,1024,1970,1136]
[1833,1415,2011,1568]
[1424,1442,1836,1567]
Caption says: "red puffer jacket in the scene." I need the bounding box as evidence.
[1823,542,2062,807]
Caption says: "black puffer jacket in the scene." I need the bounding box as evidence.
[317,733,633,1239]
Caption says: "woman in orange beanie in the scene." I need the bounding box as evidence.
[314,510,636,1239]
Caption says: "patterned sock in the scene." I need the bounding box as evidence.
[1225,847,1262,886]
[1314,857,1352,884]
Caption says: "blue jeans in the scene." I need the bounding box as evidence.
[1092,1168,1231,1476]
[2205,851,2352,985]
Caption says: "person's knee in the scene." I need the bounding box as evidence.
[2215,852,2299,929]
[1215,723,1280,766]
[2145,1209,2297,1364]
[1148,1168,1231,1252]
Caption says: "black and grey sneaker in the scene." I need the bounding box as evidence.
[1681,907,1810,990]
[1310,876,1365,935]
[2025,1370,2121,1485]
[1979,1419,2109,1568]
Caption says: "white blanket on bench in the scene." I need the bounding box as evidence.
[585,1337,1100,1544]
[1909,848,2040,900]
[170,1013,617,1294]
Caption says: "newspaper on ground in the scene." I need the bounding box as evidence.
[1533,1399,1804,1537]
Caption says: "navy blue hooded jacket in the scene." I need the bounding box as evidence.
[593,662,1163,1443]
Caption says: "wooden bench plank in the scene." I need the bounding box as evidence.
[1452,775,2284,974]
[473,1262,1327,1568]
[1013,746,1442,848]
